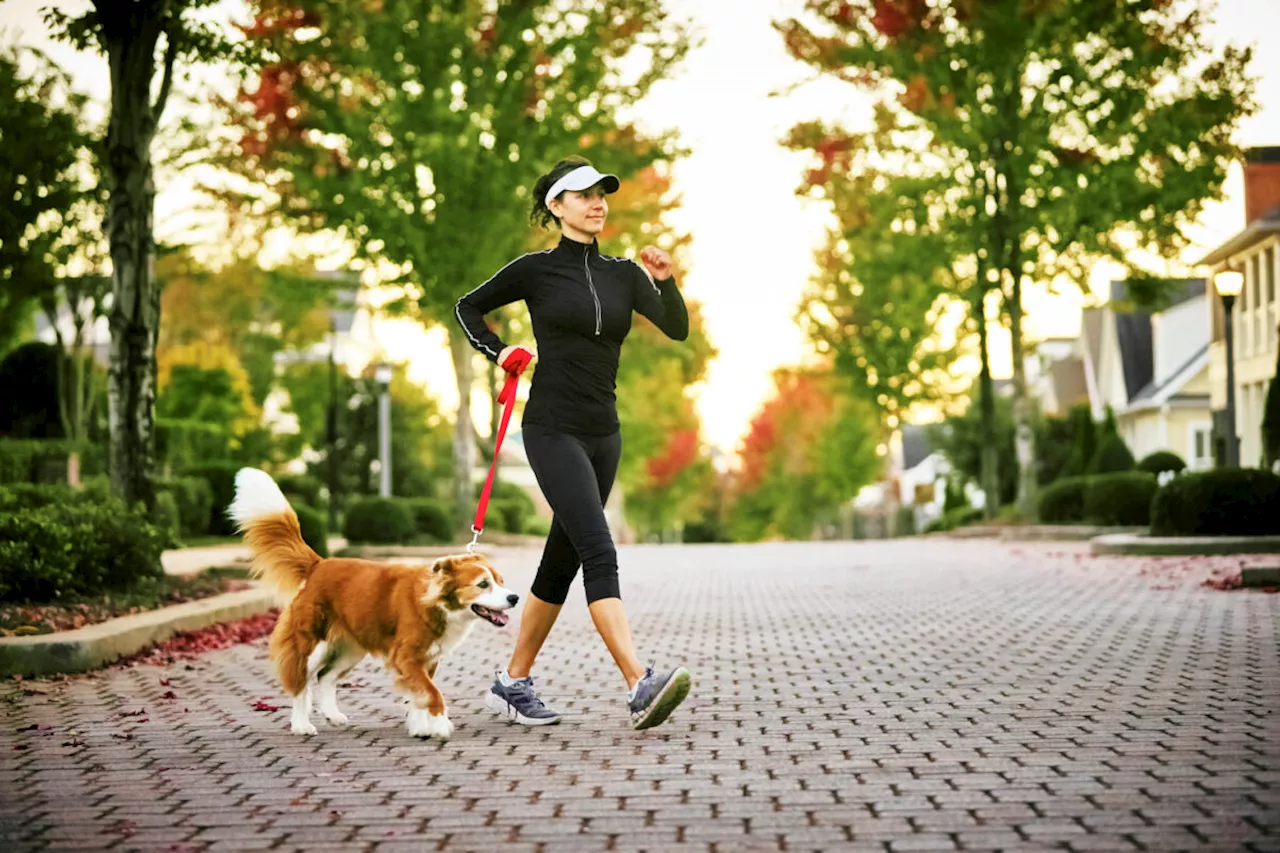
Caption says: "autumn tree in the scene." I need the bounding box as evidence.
[42,0,252,509]
[223,0,692,532]
[779,0,1257,515]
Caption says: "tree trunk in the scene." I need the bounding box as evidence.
[449,328,478,538]
[1006,270,1037,517]
[101,16,171,512]
[974,282,999,519]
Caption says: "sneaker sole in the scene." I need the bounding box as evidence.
[484,690,562,726]
[632,667,691,731]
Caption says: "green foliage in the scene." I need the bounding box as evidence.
[292,503,329,559]
[277,473,324,509]
[182,461,245,537]
[0,439,105,485]
[400,498,453,543]
[1136,451,1186,477]
[0,498,168,603]
[1036,414,1074,486]
[1060,405,1097,479]
[342,497,414,545]
[476,481,537,536]
[151,490,181,543]
[1083,472,1158,527]
[930,389,1017,508]
[1151,469,1280,536]
[1087,432,1136,475]
[923,505,984,534]
[156,418,230,475]
[157,476,214,538]
[0,343,64,439]
[1037,476,1090,524]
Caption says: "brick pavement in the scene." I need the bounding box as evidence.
[2,539,1277,852]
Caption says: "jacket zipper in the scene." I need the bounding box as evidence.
[584,254,601,335]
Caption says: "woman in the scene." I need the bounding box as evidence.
[454,155,692,731]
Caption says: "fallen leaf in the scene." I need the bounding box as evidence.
[160,691,178,700]
[252,700,281,712]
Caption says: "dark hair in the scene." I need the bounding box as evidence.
[530,155,593,229]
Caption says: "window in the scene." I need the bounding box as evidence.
[1190,422,1213,470]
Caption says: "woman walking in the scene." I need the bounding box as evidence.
[454,156,692,730]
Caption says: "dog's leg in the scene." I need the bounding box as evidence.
[314,640,365,727]
[391,648,452,740]
[270,602,322,736]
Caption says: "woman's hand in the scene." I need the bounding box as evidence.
[640,246,673,281]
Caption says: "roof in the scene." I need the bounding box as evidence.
[900,424,933,471]
[1113,306,1153,402]
[1049,356,1089,410]
[1126,343,1211,411]
[1195,202,1280,266]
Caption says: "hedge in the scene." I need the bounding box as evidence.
[0,439,106,485]
[1087,432,1136,475]
[1037,477,1090,524]
[1151,468,1280,536]
[0,499,168,603]
[277,473,324,509]
[342,497,414,544]
[1083,472,1158,527]
[1136,451,1186,477]
[157,476,214,538]
[293,503,329,558]
[156,419,229,474]
[182,461,245,536]
[400,498,453,542]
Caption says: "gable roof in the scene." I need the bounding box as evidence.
[1126,343,1211,411]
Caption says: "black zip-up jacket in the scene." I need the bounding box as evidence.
[455,235,689,436]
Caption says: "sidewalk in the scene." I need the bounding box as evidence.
[160,538,349,577]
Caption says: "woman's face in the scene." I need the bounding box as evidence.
[551,184,609,238]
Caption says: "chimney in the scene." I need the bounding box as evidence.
[1244,146,1280,225]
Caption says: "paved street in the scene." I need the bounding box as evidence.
[2,539,1277,852]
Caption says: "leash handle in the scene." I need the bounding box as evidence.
[470,368,522,551]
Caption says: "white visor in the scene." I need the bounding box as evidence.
[544,165,620,207]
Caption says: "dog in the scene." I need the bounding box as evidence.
[226,467,518,740]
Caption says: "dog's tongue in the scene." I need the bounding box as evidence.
[491,610,510,627]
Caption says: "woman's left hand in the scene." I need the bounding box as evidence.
[640,246,673,281]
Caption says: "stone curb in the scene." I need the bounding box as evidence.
[941,525,1142,542]
[1091,532,1280,556]
[0,587,277,678]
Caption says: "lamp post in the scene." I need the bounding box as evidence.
[375,362,393,498]
[1214,268,1244,468]
[325,283,358,528]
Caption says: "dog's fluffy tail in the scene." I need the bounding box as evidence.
[227,467,321,598]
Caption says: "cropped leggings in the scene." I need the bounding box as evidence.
[521,423,622,605]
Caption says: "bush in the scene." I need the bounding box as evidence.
[1037,476,1090,524]
[183,461,245,536]
[522,514,553,539]
[1151,468,1280,536]
[0,439,105,485]
[157,476,214,538]
[0,499,168,602]
[1136,451,1186,477]
[1083,471,1158,526]
[156,418,230,474]
[0,342,63,439]
[1087,431,1135,475]
[893,505,916,537]
[292,503,329,558]
[277,473,324,509]
[400,498,453,542]
[923,505,983,533]
[490,497,532,534]
[342,497,414,544]
[151,490,182,543]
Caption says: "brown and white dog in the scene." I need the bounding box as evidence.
[227,468,518,740]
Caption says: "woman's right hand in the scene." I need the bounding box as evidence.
[498,345,535,375]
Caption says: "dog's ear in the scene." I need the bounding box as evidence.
[431,556,458,575]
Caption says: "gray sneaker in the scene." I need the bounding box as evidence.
[484,674,562,726]
[628,665,691,730]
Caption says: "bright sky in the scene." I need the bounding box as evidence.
[5,0,1279,454]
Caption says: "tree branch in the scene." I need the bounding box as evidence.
[153,28,177,119]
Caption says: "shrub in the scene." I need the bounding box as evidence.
[183,461,245,536]
[1087,432,1135,475]
[292,503,329,558]
[0,499,167,602]
[923,505,984,533]
[342,497,414,544]
[156,418,230,474]
[1083,472,1158,526]
[893,505,916,536]
[490,497,532,534]
[400,498,452,542]
[1136,451,1186,477]
[0,342,63,439]
[1037,476,1090,524]
[157,476,214,538]
[0,439,105,485]
[1151,468,1280,536]
[277,473,324,509]
[151,490,182,544]
[522,514,553,539]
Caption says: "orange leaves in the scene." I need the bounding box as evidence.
[737,370,833,489]
[872,1,909,38]
[899,73,930,111]
[646,429,699,489]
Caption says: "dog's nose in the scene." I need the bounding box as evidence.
[507,593,519,606]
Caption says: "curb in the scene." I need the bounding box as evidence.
[941,525,1143,542]
[0,587,276,678]
[1091,533,1280,556]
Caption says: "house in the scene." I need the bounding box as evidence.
[1075,279,1214,469]
[1196,146,1280,469]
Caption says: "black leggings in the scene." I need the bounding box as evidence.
[521,424,622,605]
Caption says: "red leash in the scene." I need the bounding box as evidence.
[467,348,532,553]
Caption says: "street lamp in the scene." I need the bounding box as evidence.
[1214,268,1244,468]
[374,362,393,498]
[325,283,358,528]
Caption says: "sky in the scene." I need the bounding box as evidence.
[4,0,1280,454]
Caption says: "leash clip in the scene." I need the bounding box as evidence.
[466,525,481,554]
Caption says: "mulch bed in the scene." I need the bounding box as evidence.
[0,572,254,638]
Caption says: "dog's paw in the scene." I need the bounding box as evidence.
[291,719,318,736]
[323,710,350,726]
[406,708,453,740]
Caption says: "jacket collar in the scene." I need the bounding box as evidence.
[557,234,599,257]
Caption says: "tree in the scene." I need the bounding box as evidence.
[729,367,881,541]
[778,0,1258,517]
[43,0,251,510]
[223,0,692,533]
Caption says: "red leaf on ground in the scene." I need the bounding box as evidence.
[159,678,171,686]
[115,610,279,668]
[160,691,178,700]
[12,744,28,750]
[252,700,281,712]
[17,723,52,732]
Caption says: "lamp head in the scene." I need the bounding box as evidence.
[1214,269,1243,298]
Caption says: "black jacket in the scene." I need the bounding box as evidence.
[455,235,689,436]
